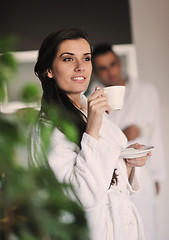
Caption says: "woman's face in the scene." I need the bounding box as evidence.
[47,38,92,98]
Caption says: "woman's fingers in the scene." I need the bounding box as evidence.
[88,88,110,114]
[126,155,147,167]
[89,96,107,106]
[86,88,110,139]
[147,151,151,156]
[127,143,145,150]
[88,88,106,101]
[126,143,152,165]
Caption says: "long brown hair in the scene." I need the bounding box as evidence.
[34,28,92,143]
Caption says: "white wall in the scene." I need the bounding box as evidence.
[129,1,169,239]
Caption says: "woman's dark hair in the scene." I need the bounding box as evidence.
[34,28,92,144]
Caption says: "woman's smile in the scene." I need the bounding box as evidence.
[71,76,86,83]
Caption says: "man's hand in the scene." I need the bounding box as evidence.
[123,124,140,141]
[155,182,160,195]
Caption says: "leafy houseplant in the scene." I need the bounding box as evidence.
[0,36,18,104]
[0,39,89,240]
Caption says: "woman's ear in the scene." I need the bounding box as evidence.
[47,68,53,78]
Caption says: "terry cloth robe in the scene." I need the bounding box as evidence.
[29,94,145,240]
[105,80,165,240]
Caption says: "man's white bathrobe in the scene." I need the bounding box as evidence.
[87,79,166,240]
[105,80,166,240]
[30,95,145,240]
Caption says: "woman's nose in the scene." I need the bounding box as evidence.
[74,60,84,72]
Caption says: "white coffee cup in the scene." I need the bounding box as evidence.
[103,85,125,110]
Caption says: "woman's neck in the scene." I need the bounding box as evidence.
[67,93,81,109]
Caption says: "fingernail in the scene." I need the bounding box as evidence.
[95,87,101,91]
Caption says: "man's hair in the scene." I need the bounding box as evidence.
[92,44,119,63]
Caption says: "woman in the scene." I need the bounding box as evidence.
[30,28,149,240]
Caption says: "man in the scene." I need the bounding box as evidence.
[88,44,165,240]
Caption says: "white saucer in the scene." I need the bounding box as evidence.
[120,146,154,159]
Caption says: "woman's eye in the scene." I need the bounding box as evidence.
[84,57,91,61]
[63,58,73,62]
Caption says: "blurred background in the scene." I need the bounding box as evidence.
[0,0,169,239]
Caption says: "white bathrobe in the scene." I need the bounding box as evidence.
[30,94,145,240]
[88,79,166,240]
[105,80,166,240]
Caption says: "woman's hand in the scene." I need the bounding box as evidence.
[125,143,151,179]
[126,143,151,167]
[86,87,110,139]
